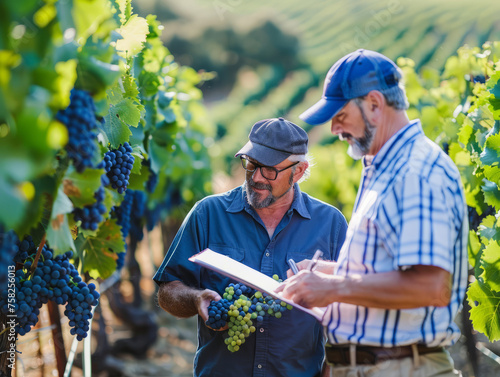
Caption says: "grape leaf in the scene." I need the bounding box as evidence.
[467,280,500,341]
[51,185,74,217]
[487,71,500,115]
[80,218,124,279]
[122,72,140,99]
[47,214,76,255]
[481,133,500,165]
[103,106,132,148]
[128,163,150,191]
[0,179,27,229]
[115,14,149,58]
[73,0,114,40]
[482,180,500,210]
[148,138,170,172]
[458,123,474,146]
[479,215,500,242]
[63,168,104,207]
[468,230,482,269]
[480,240,500,292]
[483,166,500,186]
[113,98,141,127]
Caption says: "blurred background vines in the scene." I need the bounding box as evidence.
[0,0,213,375]
[1,0,500,376]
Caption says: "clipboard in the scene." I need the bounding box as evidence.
[189,248,326,321]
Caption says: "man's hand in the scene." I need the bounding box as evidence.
[195,289,228,331]
[276,270,339,308]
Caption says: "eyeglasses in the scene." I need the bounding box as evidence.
[240,156,299,181]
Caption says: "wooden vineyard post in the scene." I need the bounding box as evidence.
[47,301,68,377]
[0,312,13,377]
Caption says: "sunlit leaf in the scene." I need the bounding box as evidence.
[80,218,125,279]
[115,15,149,58]
[468,280,500,341]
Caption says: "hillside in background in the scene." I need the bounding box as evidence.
[135,0,500,213]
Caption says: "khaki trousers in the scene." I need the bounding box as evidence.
[330,349,461,377]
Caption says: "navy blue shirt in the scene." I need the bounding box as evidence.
[153,184,347,377]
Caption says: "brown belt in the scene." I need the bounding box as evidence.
[325,343,445,365]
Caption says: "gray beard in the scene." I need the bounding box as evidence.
[245,172,294,209]
[347,106,377,160]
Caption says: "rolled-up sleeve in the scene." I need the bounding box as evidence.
[153,201,207,288]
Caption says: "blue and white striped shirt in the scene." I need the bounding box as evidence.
[322,119,468,347]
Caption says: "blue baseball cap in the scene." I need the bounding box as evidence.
[235,117,308,166]
[299,49,402,125]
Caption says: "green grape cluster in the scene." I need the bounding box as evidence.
[207,275,293,352]
[224,295,257,352]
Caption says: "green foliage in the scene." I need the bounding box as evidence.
[399,43,500,341]
[0,0,213,281]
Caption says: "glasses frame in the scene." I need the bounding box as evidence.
[240,156,299,181]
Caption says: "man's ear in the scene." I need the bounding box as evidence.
[364,90,385,124]
[293,161,309,183]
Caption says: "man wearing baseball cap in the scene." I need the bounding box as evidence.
[277,49,467,376]
[154,117,348,376]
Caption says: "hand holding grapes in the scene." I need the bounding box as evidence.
[196,289,223,327]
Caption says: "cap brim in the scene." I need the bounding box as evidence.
[235,141,290,166]
[299,98,348,126]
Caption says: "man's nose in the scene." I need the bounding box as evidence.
[330,118,342,135]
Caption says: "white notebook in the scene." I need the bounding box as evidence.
[189,248,326,321]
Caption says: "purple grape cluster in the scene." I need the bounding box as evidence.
[103,142,134,194]
[73,169,110,231]
[56,89,98,172]
[0,227,19,291]
[0,236,100,341]
[206,299,231,329]
[65,282,99,341]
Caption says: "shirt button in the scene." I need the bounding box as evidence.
[260,328,264,333]
[265,252,270,257]
[258,365,262,369]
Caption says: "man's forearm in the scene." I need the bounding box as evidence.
[332,265,452,309]
[157,280,200,318]
[278,264,452,309]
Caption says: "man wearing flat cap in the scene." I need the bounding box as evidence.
[277,49,467,377]
[154,117,347,377]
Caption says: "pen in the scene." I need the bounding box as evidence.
[308,250,323,271]
[287,259,299,275]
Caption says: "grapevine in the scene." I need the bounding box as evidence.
[0,0,213,372]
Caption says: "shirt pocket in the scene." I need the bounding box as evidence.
[200,244,245,292]
[208,244,245,261]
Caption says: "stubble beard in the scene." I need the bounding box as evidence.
[245,171,295,209]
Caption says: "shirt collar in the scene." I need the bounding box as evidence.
[227,183,311,219]
[365,119,423,169]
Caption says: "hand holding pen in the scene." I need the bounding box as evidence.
[277,249,337,308]
[287,250,324,277]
